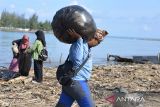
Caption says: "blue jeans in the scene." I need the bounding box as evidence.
[56,80,95,107]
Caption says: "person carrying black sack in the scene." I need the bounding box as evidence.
[56,29,108,107]
[28,30,46,83]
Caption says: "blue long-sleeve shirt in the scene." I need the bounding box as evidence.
[69,37,92,80]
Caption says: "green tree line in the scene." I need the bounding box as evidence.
[0,10,52,31]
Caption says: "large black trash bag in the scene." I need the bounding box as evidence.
[51,5,97,44]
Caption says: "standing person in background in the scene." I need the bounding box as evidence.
[28,30,46,83]
[10,35,31,76]
[56,29,108,107]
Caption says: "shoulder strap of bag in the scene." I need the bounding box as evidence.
[73,50,91,76]
[65,55,70,62]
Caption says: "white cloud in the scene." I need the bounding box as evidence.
[26,8,35,14]
[10,4,15,9]
[25,8,36,18]
[69,0,78,5]
[143,24,151,32]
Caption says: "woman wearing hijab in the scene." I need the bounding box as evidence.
[11,35,32,76]
[28,30,46,83]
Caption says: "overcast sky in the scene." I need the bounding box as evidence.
[0,0,160,38]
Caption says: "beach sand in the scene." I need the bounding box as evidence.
[0,63,160,107]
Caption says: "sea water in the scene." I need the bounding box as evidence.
[0,31,160,67]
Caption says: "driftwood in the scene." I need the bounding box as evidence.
[107,55,134,63]
[107,54,160,64]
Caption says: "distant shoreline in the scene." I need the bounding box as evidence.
[0,27,53,34]
[109,35,160,41]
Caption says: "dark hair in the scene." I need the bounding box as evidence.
[35,30,46,47]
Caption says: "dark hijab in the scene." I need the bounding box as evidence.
[35,30,46,47]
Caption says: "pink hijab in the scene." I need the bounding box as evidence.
[20,35,29,49]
